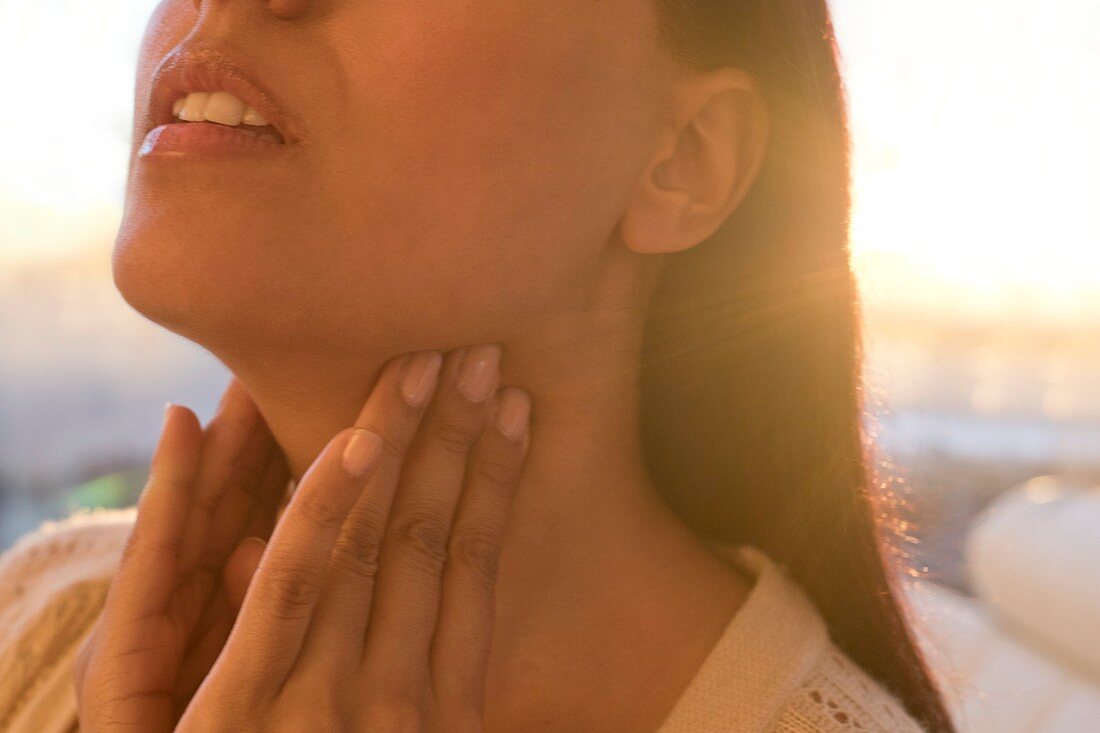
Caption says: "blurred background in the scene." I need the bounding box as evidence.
[1,1,1097,730]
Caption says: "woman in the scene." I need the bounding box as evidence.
[0,0,955,730]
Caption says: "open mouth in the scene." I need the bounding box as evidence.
[142,47,303,157]
[169,91,287,144]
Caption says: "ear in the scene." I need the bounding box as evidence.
[619,67,769,255]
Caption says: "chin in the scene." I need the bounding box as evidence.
[111,209,272,355]
[114,224,191,329]
[111,212,404,363]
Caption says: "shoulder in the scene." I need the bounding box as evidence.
[727,545,929,732]
[0,506,137,619]
[661,542,929,733]
[773,640,929,733]
[0,506,136,732]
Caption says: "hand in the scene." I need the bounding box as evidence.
[74,377,293,731]
[180,344,531,731]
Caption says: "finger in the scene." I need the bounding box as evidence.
[200,436,282,565]
[102,404,202,625]
[179,531,271,659]
[170,460,289,693]
[241,452,295,541]
[175,536,264,711]
[360,343,503,696]
[224,537,267,611]
[432,388,530,710]
[171,589,235,717]
[217,425,384,696]
[177,377,269,575]
[167,384,280,656]
[301,350,443,674]
[164,442,281,650]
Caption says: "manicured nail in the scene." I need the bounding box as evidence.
[342,428,383,478]
[496,388,531,442]
[240,536,267,554]
[399,351,444,408]
[457,344,502,404]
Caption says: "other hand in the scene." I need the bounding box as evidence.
[74,377,293,731]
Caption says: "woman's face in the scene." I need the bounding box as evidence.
[115,0,674,359]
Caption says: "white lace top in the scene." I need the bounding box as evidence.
[0,507,929,732]
[660,538,929,732]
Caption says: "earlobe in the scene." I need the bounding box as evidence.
[619,68,769,257]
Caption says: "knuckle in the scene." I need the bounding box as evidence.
[280,675,351,729]
[263,563,321,620]
[191,484,223,516]
[390,511,451,569]
[449,527,502,587]
[331,513,387,581]
[295,488,346,529]
[85,687,181,731]
[375,431,407,462]
[471,452,519,490]
[424,415,479,456]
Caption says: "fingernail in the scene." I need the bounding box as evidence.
[496,388,531,442]
[163,402,174,426]
[399,351,444,408]
[457,344,502,404]
[240,536,267,554]
[342,428,383,478]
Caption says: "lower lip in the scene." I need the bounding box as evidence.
[139,122,285,157]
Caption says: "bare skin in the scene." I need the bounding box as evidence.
[109,0,769,729]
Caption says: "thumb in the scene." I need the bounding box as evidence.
[223,536,266,611]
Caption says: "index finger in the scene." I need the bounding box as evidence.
[177,377,274,575]
[103,404,202,624]
[217,424,384,696]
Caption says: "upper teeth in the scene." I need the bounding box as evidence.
[172,91,270,127]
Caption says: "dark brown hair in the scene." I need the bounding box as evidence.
[640,1,956,730]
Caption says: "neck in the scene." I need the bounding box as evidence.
[208,298,746,726]
[218,310,685,590]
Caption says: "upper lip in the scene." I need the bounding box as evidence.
[146,45,302,144]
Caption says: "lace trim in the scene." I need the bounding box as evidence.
[773,643,927,732]
[0,509,135,731]
[0,580,109,731]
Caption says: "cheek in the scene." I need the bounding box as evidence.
[319,4,656,315]
[117,0,661,353]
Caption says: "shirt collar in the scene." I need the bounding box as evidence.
[656,541,829,732]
